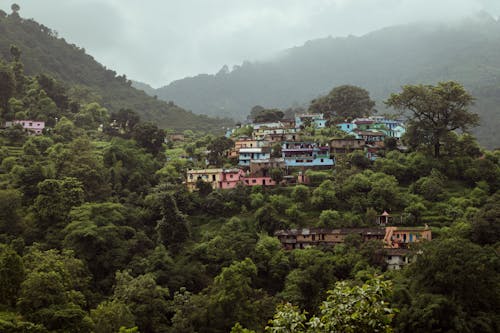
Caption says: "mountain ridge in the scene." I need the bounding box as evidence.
[0,10,231,132]
[152,15,500,148]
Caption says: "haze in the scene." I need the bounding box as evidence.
[7,0,500,87]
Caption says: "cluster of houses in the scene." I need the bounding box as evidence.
[275,222,432,270]
[187,114,405,191]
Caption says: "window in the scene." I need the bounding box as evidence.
[320,159,324,162]
[29,122,33,126]
[312,235,315,241]
[252,179,257,183]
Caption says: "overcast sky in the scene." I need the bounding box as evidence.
[6,0,500,87]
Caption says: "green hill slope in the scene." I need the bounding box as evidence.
[0,10,231,132]
[156,14,500,148]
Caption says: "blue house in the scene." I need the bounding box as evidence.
[238,147,271,167]
[295,114,327,129]
[282,142,334,167]
[337,122,357,133]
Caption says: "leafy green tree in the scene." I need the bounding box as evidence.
[309,85,376,118]
[207,136,233,166]
[0,244,24,308]
[63,202,137,292]
[112,271,170,333]
[33,177,84,229]
[91,300,136,333]
[0,189,23,235]
[253,108,285,123]
[395,238,500,333]
[386,81,479,158]
[470,192,500,245]
[203,258,275,333]
[318,209,342,228]
[267,276,395,333]
[0,61,15,114]
[17,248,92,332]
[132,122,165,155]
[155,193,190,253]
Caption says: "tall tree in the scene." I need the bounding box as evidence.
[309,85,375,118]
[385,81,479,158]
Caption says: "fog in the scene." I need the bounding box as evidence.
[7,0,500,86]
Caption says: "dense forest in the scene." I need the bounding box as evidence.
[0,8,232,132]
[151,13,500,149]
[0,5,499,333]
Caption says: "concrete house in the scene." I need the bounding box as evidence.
[282,142,334,167]
[5,120,45,135]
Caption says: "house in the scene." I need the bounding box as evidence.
[274,228,386,250]
[168,133,185,142]
[230,137,268,159]
[242,176,277,187]
[354,130,386,143]
[250,158,285,177]
[384,248,411,270]
[186,168,223,191]
[295,114,327,129]
[282,142,334,167]
[219,169,246,189]
[336,122,357,133]
[384,226,432,249]
[5,120,45,135]
[238,147,271,167]
[330,138,365,154]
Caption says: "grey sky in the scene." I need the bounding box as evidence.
[6,0,500,87]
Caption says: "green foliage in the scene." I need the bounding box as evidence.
[112,271,170,333]
[0,245,24,308]
[386,81,479,158]
[267,276,395,333]
[91,300,135,333]
[309,85,376,118]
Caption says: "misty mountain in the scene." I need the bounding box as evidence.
[155,13,500,148]
[0,11,231,132]
[131,80,157,97]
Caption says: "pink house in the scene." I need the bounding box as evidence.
[242,176,276,187]
[219,169,246,189]
[6,120,45,135]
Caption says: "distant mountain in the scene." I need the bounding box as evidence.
[0,10,231,132]
[155,13,500,148]
[131,80,157,97]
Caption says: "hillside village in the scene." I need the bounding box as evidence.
[187,113,405,190]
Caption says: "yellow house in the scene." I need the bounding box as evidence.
[186,169,223,191]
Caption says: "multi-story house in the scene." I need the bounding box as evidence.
[275,228,386,250]
[330,138,366,154]
[295,114,327,129]
[250,158,286,177]
[282,142,334,167]
[384,226,432,249]
[275,226,431,251]
[238,147,271,167]
[186,168,223,191]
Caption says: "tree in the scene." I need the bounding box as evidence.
[112,271,170,333]
[17,248,92,332]
[0,245,24,308]
[91,300,136,333]
[385,81,479,158]
[207,136,233,166]
[132,122,165,156]
[11,3,20,13]
[253,109,284,123]
[155,193,190,253]
[266,276,395,333]
[309,85,376,118]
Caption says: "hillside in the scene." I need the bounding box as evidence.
[155,14,500,148]
[0,10,231,132]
